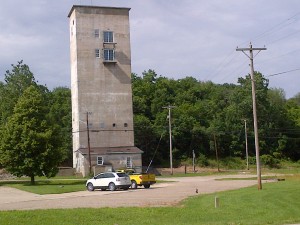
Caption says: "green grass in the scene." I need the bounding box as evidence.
[0,179,86,194]
[1,175,300,224]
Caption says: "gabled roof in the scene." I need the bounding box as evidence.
[77,146,143,155]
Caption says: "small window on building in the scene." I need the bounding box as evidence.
[126,157,132,168]
[103,31,113,43]
[94,29,99,38]
[124,123,128,127]
[97,156,104,165]
[112,123,116,127]
[95,49,100,58]
[103,49,115,61]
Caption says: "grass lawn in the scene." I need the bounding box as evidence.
[0,179,86,194]
[0,174,300,225]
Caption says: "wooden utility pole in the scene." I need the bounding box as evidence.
[86,112,92,174]
[236,43,266,190]
[192,150,196,173]
[213,133,220,172]
[244,119,249,170]
[163,105,176,175]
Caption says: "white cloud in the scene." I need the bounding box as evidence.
[0,0,299,98]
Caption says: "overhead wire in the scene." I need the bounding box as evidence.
[208,11,300,84]
[247,12,300,44]
[266,68,300,77]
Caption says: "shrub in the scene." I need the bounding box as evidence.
[260,154,280,168]
[196,154,209,167]
[221,157,245,170]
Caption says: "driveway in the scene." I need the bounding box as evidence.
[0,174,271,211]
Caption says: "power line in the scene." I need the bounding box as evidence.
[239,12,300,46]
[210,12,300,84]
[256,49,300,65]
[266,68,300,77]
[267,29,300,46]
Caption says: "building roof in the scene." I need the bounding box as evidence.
[77,146,143,155]
[68,5,131,18]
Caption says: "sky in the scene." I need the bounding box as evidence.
[0,0,299,99]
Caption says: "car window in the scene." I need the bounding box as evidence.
[95,173,105,179]
[104,173,115,178]
[117,173,128,178]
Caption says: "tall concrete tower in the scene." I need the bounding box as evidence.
[68,6,142,176]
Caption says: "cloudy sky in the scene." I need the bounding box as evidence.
[0,0,299,98]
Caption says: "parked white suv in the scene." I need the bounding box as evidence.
[86,172,131,191]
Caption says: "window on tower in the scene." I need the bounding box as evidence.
[103,49,115,61]
[103,31,113,43]
[97,156,104,165]
[95,49,100,58]
[94,29,100,38]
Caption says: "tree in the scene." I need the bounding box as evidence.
[48,87,72,165]
[0,61,37,124]
[131,70,300,166]
[0,86,66,184]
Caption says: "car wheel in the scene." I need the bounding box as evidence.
[131,180,137,189]
[108,182,116,191]
[144,184,150,189]
[87,182,94,191]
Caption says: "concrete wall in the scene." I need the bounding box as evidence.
[69,6,135,169]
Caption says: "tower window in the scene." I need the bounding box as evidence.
[95,49,100,58]
[103,31,113,43]
[97,156,104,165]
[124,123,128,127]
[94,29,100,38]
[104,49,115,61]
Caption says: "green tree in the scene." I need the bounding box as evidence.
[0,61,37,124]
[131,70,300,166]
[48,87,72,165]
[0,86,66,184]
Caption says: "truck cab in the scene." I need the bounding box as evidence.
[117,169,156,189]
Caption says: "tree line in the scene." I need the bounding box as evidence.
[132,70,300,167]
[0,62,299,182]
[132,70,300,165]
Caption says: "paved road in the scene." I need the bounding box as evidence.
[0,174,271,211]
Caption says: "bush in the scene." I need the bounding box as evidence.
[220,157,245,170]
[260,154,280,168]
[196,154,209,167]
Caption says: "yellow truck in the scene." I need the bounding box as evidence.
[117,169,156,189]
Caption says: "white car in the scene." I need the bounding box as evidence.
[86,172,131,191]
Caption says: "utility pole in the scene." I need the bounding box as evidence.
[244,119,249,170]
[163,105,176,175]
[86,112,92,175]
[213,133,220,172]
[192,150,196,173]
[236,43,266,190]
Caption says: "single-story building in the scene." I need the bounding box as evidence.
[75,146,143,176]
